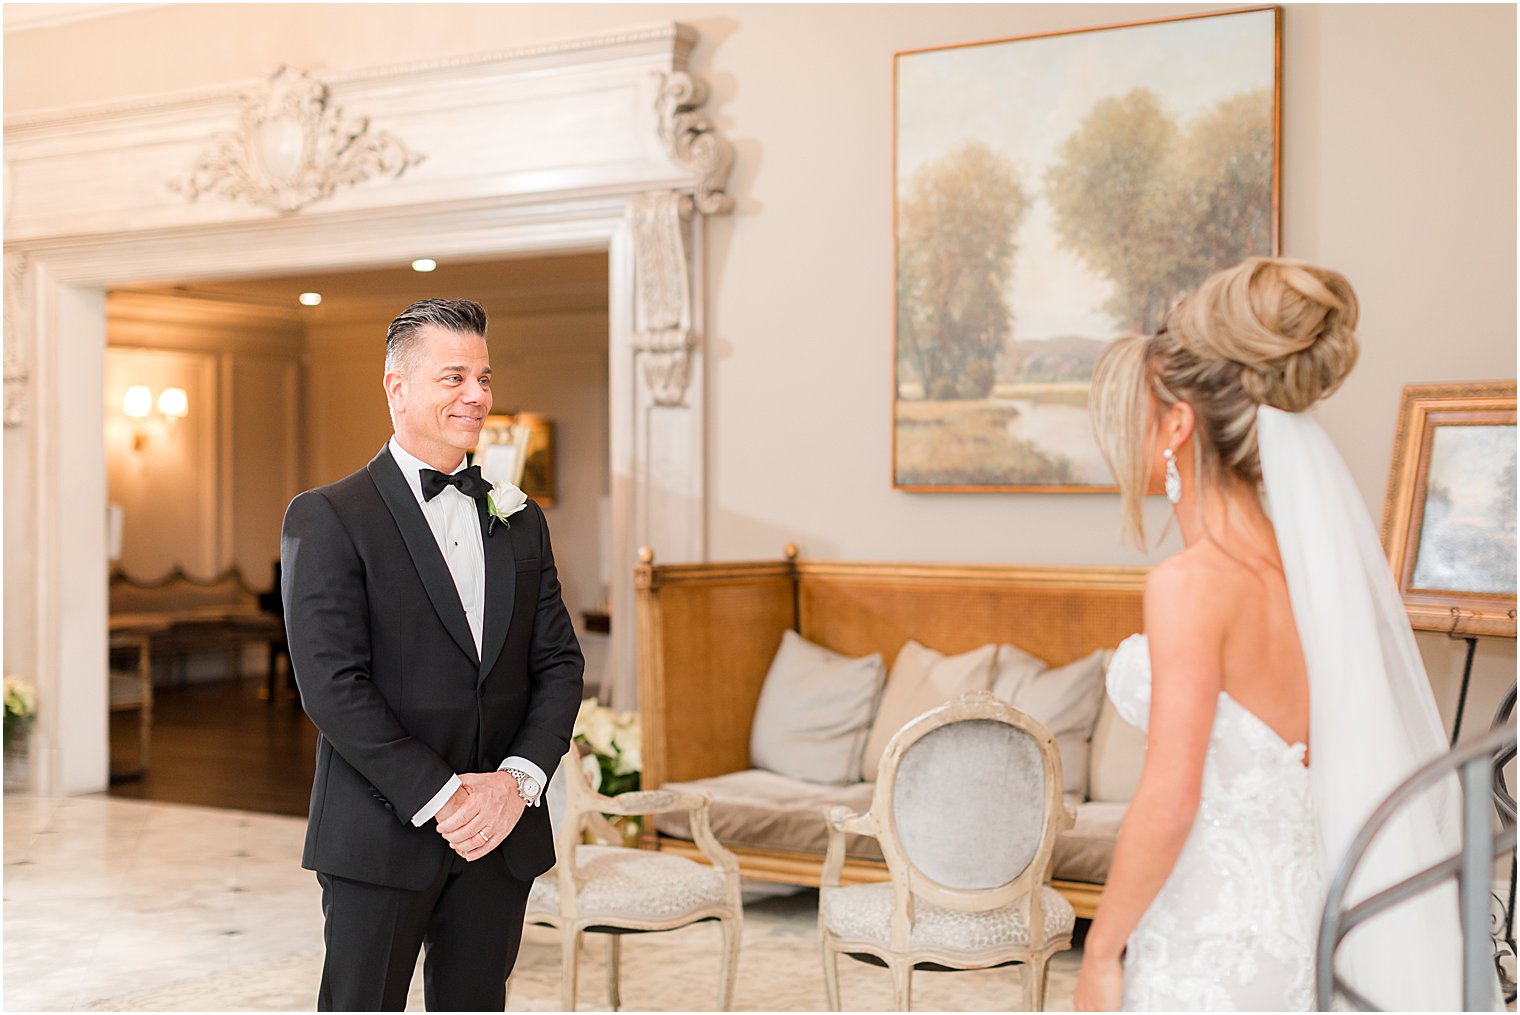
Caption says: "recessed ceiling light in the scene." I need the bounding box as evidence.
[411,258,438,273]
[299,292,322,306]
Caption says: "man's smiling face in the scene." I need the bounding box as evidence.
[386,324,492,470]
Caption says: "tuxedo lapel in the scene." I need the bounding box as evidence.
[476,496,515,682]
[366,446,480,667]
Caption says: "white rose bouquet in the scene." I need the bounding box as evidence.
[573,697,641,797]
[4,676,37,751]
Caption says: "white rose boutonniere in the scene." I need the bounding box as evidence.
[486,481,528,534]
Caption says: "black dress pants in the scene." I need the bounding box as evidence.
[316,852,532,1012]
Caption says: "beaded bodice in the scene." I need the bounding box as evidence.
[1106,634,1322,1011]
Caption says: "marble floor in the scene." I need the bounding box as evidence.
[4,794,1082,1012]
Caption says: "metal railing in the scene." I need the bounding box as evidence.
[1315,711,1516,1011]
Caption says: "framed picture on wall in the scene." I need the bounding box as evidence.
[473,413,556,507]
[893,6,1280,491]
[1381,381,1517,638]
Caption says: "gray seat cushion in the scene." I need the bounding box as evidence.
[822,882,1075,951]
[654,770,1126,884]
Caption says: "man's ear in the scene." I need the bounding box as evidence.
[383,370,406,411]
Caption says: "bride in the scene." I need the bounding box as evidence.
[1073,257,1462,1011]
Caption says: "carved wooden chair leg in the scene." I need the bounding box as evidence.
[821,940,842,1012]
[560,926,582,1012]
[717,913,741,1011]
[1023,955,1050,1012]
[890,958,913,1012]
[605,933,621,1011]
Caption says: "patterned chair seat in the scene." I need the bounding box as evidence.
[822,879,1075,954]
[529,845,730,923]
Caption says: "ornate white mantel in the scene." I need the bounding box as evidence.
[3,23,730,795]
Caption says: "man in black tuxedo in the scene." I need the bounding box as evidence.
[280,298,583,1011]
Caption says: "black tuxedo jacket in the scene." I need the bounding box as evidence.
[280,445,584,891]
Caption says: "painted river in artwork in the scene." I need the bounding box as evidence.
[995,397,1111,486]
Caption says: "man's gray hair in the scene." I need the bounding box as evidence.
[384,299,488,374]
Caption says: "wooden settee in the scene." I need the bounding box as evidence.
[635,547,1146,919]
[109,566,284,683]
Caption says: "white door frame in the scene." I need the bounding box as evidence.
[3,25,727,795]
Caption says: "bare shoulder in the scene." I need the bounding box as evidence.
[1144,547,1241,650]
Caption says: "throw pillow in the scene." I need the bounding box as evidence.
[1087,695,1149,803]
[859,640,998,781]
[749,629,886,785]
[991,645,1109,797]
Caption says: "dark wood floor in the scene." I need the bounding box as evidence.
[109,677,317,817]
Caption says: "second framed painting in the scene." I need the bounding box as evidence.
[894,7,1280,491]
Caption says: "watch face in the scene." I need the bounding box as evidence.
[523,777,541,797]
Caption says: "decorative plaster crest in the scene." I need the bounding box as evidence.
[655,72,734,216]
[172,66,425,215]
[628,191,696,407]
[4,252,30,428]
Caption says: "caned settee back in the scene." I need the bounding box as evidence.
[634,554,1145,790]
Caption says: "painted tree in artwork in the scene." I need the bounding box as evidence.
[1165,89,1275,289]
[1043,88,1179,336]
[1044,86,1274,335]
[897,140,1029,399]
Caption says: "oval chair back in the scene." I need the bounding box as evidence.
[873,690,1067,924]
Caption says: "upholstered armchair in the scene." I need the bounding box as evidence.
[523,745,744,1011]
[818,691,1076,1011]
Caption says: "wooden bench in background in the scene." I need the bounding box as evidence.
[634,546,1146,919]
[108,566,285,686]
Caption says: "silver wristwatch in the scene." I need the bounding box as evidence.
[503,767,540,805]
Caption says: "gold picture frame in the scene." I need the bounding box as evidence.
[474,413,556,507]
[1380,381,1516,638]
[893,6,1281,492]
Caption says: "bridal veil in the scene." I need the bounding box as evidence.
[1257,405,1463,1010]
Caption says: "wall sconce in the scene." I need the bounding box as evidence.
[123,384,188,450]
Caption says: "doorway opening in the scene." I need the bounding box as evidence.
[104,251,612,816]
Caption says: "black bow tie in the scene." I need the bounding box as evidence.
[420,464,491,503]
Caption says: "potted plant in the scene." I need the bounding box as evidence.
[4,675,37,791]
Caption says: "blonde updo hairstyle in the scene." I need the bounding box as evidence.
[1092,257,1361,547]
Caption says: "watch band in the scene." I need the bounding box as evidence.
[502,766,537,805]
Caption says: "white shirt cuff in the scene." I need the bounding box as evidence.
[411,774,462,826]
[498,755,547,807]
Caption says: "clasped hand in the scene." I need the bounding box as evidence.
[435,772,525,862]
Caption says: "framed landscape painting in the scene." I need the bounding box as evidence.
[894,7,1280,491]
[1381,381,1517,638]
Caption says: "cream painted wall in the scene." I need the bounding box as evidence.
[104,347,221,578]
[105,294,305,588]
[8,4,1515,733]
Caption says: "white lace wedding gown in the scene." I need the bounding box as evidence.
[1106,633,1322,1011]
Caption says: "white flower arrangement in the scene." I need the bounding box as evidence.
[573,697,641,795]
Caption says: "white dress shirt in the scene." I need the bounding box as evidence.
[387,438,547,826]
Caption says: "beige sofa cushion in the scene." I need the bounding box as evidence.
[992,645,1108,797]
[655,770,1123,886]
[1088,695,1149,803]
[749,630,886,785]
[859,640,997,781]
[657,769,881,861]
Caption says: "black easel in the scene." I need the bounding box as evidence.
[1444,607,1516,746]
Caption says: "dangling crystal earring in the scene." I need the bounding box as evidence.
[1163,448,1182,505]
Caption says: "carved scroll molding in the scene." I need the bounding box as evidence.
[4,252,31,428]
[628,190,697,407]
[172,66,425,215]
[655,71,733,216]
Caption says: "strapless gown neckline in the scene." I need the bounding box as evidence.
[1106,633,1322,1011]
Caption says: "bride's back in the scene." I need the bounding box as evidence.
[1181,534,1311,757]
